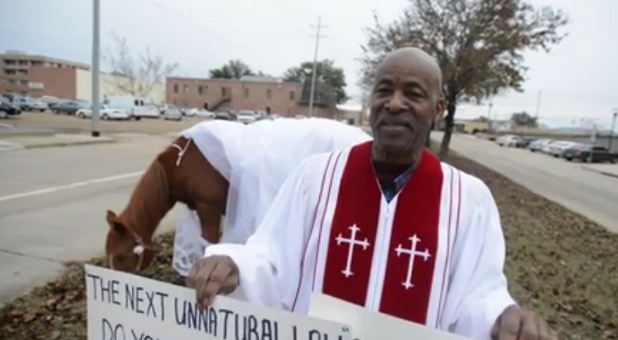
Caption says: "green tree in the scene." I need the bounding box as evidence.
[359,0,568,158]
[510,111,538,128]
[209,60,255,79]
[282,59,348,104]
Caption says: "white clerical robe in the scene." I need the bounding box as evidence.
[172,118,372,277]
[204,141,516,340]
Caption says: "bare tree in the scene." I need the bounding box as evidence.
[104,33,178,98]
[359,0,568,158]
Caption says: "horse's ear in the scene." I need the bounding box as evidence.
[106,210,127,235]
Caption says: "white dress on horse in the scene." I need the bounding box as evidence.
[172,118,372,277]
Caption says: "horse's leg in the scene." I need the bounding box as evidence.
[194,202,223,244]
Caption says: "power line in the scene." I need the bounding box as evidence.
[308,15,326,117]
[140,0,248,54]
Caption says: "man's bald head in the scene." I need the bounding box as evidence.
[374,47,443,95]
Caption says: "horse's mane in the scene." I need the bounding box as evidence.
[118,152,174,239]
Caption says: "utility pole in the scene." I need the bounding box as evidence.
[308,16,326,117]
[610,110,617,152]
[534,90,542,119]
[91,0,101,137]
[487,101,494,132]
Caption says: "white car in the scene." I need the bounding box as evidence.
[528,139,552,152]
[192,109,215,118]
[163,107,182,121]
[29,100,49,112]
[545,141,578,157]
[237,110,257,124]
[496,135,521,147]
[76,104,131,120]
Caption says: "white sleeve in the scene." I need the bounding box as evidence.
[442,178,516,340]
[203,160,315,310]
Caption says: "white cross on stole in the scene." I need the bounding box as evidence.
[335,224,370,277]
[395,234,431,289]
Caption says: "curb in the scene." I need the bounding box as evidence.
[597,171,618,179]
[22,138,117,150]
[581,166,618,179]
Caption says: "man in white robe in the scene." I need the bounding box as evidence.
[187,48,556,340]
[172,118,372,277]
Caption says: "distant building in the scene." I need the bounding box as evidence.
[0,50,88,98]
[165,76,338,118]
[490,120,513,132]
[0,50,165,103]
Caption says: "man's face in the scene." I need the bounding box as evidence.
[369,60,443,157]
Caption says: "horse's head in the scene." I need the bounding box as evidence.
[105,210,158,273]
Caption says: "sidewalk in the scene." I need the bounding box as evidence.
[582,164,618,179]
[0,133,117,150]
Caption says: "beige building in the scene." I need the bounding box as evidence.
[75,70,165,103]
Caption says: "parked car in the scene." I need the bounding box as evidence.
[528,139,553,152]
[1,93,33,111]
[561,144,618,163]
[105,95,157,120]
[214,111,231,120]
[496,135,521,147]
[236,110,257,124]
[163,107,182,121]
[75,104,131,120]
[29,99,49,112]
[0,96,21,118]
[52,100,88,115]
[545,141,579,157]
[515,137,536,148]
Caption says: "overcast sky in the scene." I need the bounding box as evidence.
[1,0,617,129]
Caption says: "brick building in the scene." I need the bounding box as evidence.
[165,75,338,118]
[0,50,89,98]
[0,50,165,103]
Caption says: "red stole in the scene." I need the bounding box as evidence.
[321,141,444,324]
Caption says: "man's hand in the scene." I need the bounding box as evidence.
[491,305,556,340]
[187,255,240,308]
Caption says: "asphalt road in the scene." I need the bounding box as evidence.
[0,133,179,305]
[434,132,618,232]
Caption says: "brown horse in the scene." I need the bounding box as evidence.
[105,136,229,273]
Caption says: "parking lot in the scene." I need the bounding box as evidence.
[3,111,204,135]
[435,132,618,232]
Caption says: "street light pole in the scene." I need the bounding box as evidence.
[91,0,101,137]
[610,110,617,152]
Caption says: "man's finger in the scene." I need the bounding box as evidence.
[519,312,539,340]
[194,260,218,307]
[187,259,207,288]
[201,280,222,306]
[497,309,522,340]
[536,317,554,340]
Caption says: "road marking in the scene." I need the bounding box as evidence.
[0,171,144,202]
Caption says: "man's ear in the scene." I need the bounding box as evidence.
[106,210,127,235]
[434,97,446,124]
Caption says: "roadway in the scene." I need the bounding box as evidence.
[434,132,618,233]
[0,133,179,305]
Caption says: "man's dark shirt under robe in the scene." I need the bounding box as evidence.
[372,157,419,202]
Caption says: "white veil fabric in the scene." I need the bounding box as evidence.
[172,118,372,277]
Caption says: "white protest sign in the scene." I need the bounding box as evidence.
[308,294,472,340]
[85,265,352,340]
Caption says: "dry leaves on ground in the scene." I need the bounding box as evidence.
[1,153,617,340]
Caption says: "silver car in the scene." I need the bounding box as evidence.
[163,107,182,121]
[237,110,257,124]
